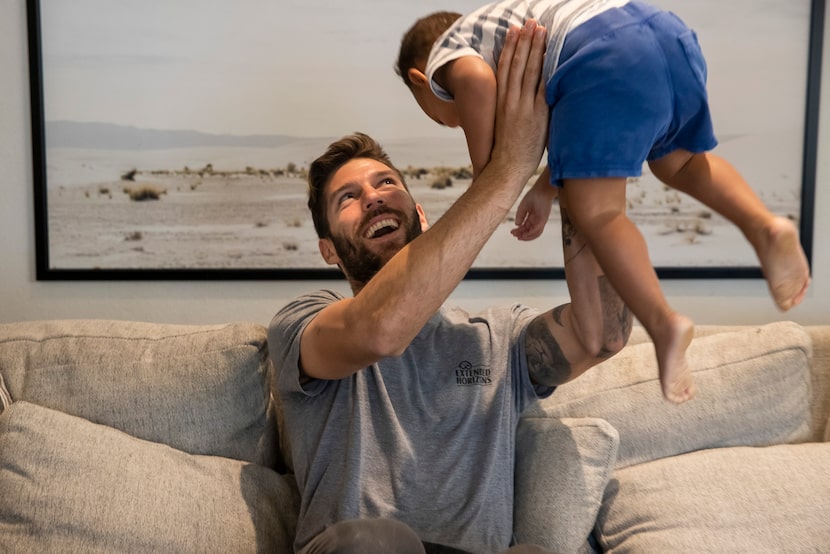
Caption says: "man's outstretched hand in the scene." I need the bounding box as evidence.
[491,20,549,188]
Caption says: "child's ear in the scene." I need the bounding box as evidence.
[407,68,430,89]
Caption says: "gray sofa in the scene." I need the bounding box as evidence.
[0,318,828,553]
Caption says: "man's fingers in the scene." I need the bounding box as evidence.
[496,20,547,118]
[527,24,547,99]
[496,24,519,108]
[509,20,537,96]
[491,19,549,187]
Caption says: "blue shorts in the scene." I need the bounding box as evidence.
[545,0,718,185]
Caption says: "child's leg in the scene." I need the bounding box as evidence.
[562,177,696,403]
[649,149,810,311]
[557,188,631,365]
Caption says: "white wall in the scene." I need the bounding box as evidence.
[1,0,828,327]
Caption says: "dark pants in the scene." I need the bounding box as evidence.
[297,519,554,554]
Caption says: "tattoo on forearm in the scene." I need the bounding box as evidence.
[561,207,587,266]
[552,304,566,326]
[525,313,571,386]
[561,207,576,248]
[597,275,632,358]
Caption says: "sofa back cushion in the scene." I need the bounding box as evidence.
[0,319,278,467]
[0,401,299,553]
[527,321,812,468]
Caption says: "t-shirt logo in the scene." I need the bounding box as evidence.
[455,360,493,386]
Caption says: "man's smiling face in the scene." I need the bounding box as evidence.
[319,158,426,289]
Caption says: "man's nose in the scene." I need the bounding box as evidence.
[363,187,384,209]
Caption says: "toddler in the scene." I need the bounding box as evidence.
[396,0,810,403]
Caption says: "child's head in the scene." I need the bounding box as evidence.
[395,11,461,88]
[396,11,462,127]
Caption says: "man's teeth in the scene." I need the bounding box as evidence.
[365,218,400,238]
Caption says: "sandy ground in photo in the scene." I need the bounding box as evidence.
[46,157,801,272]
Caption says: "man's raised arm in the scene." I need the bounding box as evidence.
[300,21,550,380]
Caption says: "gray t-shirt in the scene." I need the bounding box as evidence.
[269,289,552,553]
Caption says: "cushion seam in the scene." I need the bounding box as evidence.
[0,340,265,361]
[560,344,809,398]
[0,325,263,347]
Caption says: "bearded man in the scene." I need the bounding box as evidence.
[269,21,631,554]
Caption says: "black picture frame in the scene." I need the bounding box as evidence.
[27,0,824,281]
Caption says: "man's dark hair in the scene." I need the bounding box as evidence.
[395,11,461,88]
[307,132,406,239]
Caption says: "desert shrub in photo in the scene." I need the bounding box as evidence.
[430,172,453,190]
[123,185,166,201]
[405,166,429,179]
[451,167,473,179]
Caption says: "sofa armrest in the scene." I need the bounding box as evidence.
[806,326,830,441]
[0,371,10,413]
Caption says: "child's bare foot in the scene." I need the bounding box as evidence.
[653,313,696,404]
[757,217,810,311]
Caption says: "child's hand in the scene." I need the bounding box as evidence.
[511,189,552,240]
[511,173,557,241]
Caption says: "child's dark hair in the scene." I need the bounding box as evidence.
[395,11,461,88]
[307,132,406,239]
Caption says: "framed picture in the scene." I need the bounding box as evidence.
[27,0,824,280]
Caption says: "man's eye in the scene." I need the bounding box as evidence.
[338,191,356,205]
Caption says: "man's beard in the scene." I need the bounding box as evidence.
[329,206,422,290]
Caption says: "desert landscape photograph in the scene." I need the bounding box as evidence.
[32,0,817,275]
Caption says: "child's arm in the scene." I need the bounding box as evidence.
[511,166,557,241]
[440,56,497,177]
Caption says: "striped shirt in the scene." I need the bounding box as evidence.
[425,0,631,101]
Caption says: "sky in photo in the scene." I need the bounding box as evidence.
[39,0,812,140]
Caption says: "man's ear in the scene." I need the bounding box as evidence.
[407,68,430,90]
[416,203,429,232]
[318,238,339,266]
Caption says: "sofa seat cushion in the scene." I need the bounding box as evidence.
[0,401,299,553]
[595,442,830,553]
[514,417,619,553]
[529,321,812,467]
[0,319,277,466]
